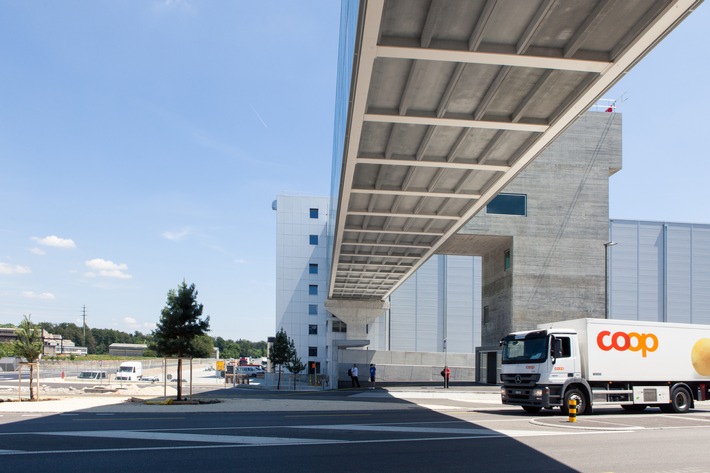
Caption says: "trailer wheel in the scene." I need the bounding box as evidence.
[664,386,691,413]
[522,406,542,413]
[562,388,588,416]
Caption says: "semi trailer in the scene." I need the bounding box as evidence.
[499,318,710,415]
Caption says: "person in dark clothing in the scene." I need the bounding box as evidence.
[351,364,360,387]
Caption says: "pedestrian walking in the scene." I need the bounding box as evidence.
[369,364,376,389]
[351,364,360,387]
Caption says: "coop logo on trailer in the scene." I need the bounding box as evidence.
[596,330,659,357]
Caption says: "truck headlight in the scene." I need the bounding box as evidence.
[500,387,506,398]
[532,388,543,398]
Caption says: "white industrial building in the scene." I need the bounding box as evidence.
[272,1,707,386]
[275,197,710,385]
[274,194,481,381]
[609,220,710,324]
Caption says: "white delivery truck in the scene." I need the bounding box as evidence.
[499,318,710,415]
[114,361,143,381]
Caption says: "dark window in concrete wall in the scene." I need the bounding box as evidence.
[308,346,318,357]
[309,285,318,295]
[310,208,319,219]
[309,263,318,274]
[487,193,527,216]
[483,306,489,324]
[309,324,318,335]
[504,249,511,271]
[332,320,347,332]
[309,304,318,315]
[309,234,319,245]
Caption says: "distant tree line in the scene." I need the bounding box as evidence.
[1,321,264,358]
[213,337,267,359]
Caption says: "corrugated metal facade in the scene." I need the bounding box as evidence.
[380,255,482,354]
[610,220,710,324]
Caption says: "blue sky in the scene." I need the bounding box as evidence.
[0,2,707,342]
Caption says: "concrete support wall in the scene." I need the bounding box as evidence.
[440,112,622,346]
[335,349,476,387]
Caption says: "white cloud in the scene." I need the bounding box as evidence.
[21,291,55,300]
[84,258,132,279]
[32,235,76,249]
[0,263,31,275]
[30,247,46,255]
[162,227,191,241]
[123,316,137,325]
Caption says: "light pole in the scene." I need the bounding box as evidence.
[443,337,447,367]
[604,241,617,319]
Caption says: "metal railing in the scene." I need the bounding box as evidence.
[589,98,616,113]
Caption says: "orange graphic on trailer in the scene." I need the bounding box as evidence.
[692,338,710,376]
[596,330,658,357]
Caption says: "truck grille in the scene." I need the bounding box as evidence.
[501,373,541,402]
[500,373,540,387]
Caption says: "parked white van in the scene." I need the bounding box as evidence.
[115,361,143,381]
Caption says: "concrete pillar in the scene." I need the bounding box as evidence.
[324,299,389,342]
[325,298,389,388]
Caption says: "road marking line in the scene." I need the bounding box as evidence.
[41,430,341,445]
[285,413,370,418]
[291,424,567,437]
[72,417,185,422]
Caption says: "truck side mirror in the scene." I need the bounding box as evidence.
[550,336,558,364]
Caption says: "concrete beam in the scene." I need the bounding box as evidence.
[325,299,390,342]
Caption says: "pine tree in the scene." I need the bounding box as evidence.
[285,338,305,390]
[268,329,292,390]
[153,281,210,400]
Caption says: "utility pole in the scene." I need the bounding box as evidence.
[82,305,87,346]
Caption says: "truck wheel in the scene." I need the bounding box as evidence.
[522,406,542,413]
[562,388,588,416]
[666,386,691,413]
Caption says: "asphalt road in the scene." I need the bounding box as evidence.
[1,391,710,473]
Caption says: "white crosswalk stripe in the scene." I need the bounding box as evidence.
[42,430,340,445]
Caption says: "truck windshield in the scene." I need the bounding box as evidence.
[118,366,134,372]
[501,332,549,364]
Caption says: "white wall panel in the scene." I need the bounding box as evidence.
[666,224,692,323]
[610,221,640,320]
[692,226,710,324]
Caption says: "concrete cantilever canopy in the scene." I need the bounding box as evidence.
[329,0,702,301]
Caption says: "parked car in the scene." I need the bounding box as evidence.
[77,370,107,380]
[236,366,261,378]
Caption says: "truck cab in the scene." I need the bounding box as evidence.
[500,329,587,414]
